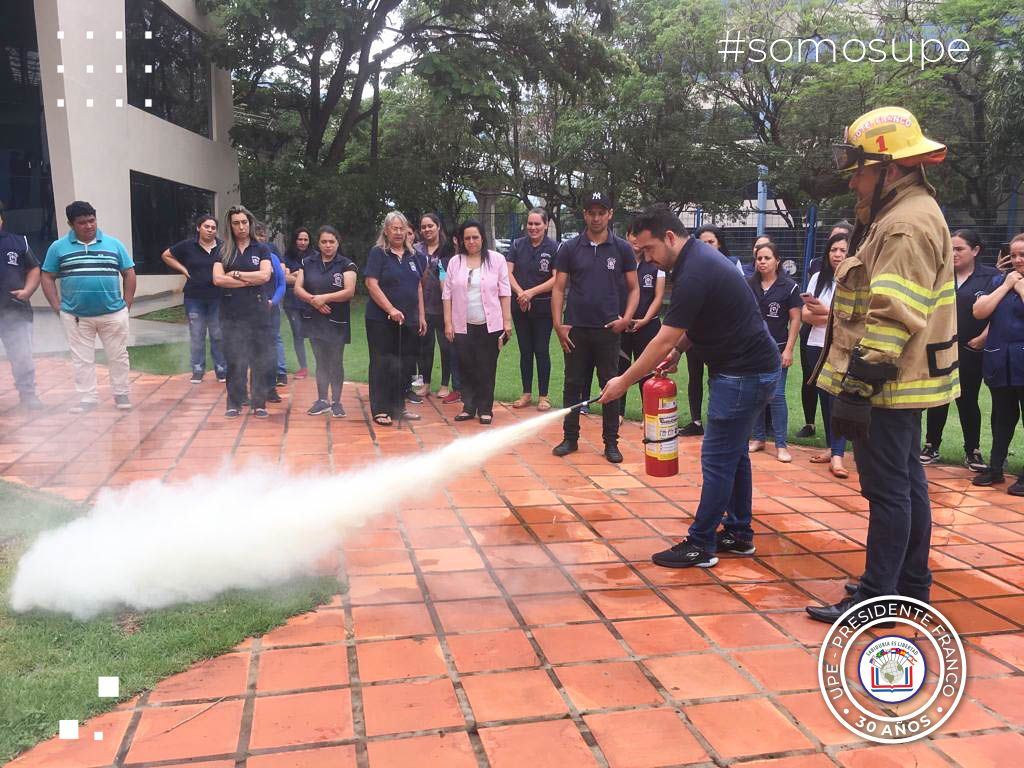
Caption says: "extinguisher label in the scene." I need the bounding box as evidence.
[645,414,676,441]
[646,438,678,460]
[658,397,676,412]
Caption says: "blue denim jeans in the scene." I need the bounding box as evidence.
[687,370,780,552]
[270,304,286,374]
[752,364,789,447]
[184,298,226,376]
[0,312,36,397]
[818,391,848,457]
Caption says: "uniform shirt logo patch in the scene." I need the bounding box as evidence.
[606,257,616,270]
[332,273,343,287]
[539,257,550,273]
[642,275,654,288]
[409,262,418,273]
[7,251,18,265]
[250,255,259,266]
[767,301,781,318]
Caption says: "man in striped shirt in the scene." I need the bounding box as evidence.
[41,201,136,413]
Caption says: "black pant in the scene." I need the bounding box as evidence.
[799,341,818,425]
[853,408,932,601]
[419,313,459,388]
[512,308,553,396]
[686,349,704,423]
[562,327,621,444]
[617,319,661,417]
[310,337,346,403]
[366,319,417,417]
[989,385,1024,474]
[925,345,983,453]
[222,313,272,409]
[455,324,501,416]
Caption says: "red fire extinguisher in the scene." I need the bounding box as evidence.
[642,368,678,477]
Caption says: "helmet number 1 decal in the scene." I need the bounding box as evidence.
[876,135,888,152]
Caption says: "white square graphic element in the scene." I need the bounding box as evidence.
[57,31,64,40]
[97,676,119,698]
[115,64,124,74]
[115,30,124,40]
[145,99,153,107]
[116,98,124,108]
[56,64,64,74]
[86,31,94,40]
[56,98,65,108]
[58,720,79,740]
[86,65,94,74]
[86,98,94,108]
[93,731,104,741]
[145,65,152,73]
[144,31,153,40]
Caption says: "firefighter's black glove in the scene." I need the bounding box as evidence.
[832,392,872,443]
[841,346,899,398]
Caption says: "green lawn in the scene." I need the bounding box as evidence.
[0,482,338,762]
[136,298,1021,468]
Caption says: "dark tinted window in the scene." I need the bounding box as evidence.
[126,0,211,137]
[130,170,214,274]
[0,0,57,255]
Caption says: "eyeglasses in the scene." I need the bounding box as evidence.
[832,144,891,172]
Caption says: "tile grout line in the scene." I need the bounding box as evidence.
[112,689,152,767]
[232,637,262,767]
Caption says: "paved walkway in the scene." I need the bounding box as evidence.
[2,360,1023,767]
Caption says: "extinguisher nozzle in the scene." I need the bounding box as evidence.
[570,397,602,411]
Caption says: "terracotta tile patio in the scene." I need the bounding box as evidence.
[3,359,1023,767]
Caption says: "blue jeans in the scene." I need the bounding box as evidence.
[0,312,36,397]
[270,304,286,374]
[818,391,848,457]
[687,370,780,552]
[184,298,226,375]
[752,365,789,447]
[283,306,309,370]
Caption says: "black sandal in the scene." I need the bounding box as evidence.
[373,413,392,426]
[454,412,474,422]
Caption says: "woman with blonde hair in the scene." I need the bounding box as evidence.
[364,211,427,426]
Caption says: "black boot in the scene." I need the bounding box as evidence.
[552,438,578,457]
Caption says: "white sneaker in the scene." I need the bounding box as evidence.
[114,395,132,411]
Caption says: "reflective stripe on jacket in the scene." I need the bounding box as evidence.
[814,171,959,409]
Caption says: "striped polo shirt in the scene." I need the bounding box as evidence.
[42,229,134,317]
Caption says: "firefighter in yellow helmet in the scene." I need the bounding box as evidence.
[806,107,958,624]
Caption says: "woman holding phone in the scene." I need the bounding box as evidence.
[802,232,849,478]
[442,220,513,424]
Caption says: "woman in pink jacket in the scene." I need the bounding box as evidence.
[443,220,513,424]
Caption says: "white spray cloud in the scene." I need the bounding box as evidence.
[9,408,569,619]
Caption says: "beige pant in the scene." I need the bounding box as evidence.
[61,307,131,399]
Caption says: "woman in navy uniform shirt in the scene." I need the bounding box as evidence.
[415,213,460,401]
[972,233,1024,494]
[507,208,558,411]
[282,227,316,380]
[293,226,356,418]
[212,205,273,418]
[161,213,226,384]
[365,211,427,426]
[746,241,802,462]
[919,229,998,470]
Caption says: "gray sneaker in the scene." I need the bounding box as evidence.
[114,395,132,411]
[69,400,98,414]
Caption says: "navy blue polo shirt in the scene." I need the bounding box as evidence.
[957,264,999,343]
[747,274,801,347]
[220,241,271,318]
[663,237,780,375]
[554,233,636,328]
[282,247,317,309]
[364,245,421,327]
[507,235,558,317]
[635,260,664,319]
[169,237,222,301]
[300,252,357,342]
[0,229,37,317]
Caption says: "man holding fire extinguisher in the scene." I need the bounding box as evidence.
[600,206,780,568]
